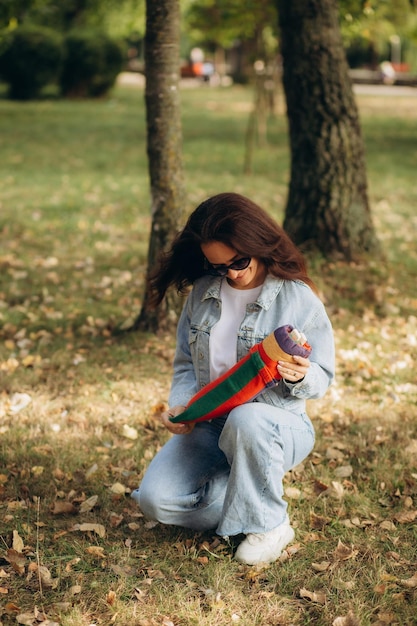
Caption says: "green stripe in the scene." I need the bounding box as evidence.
[171,350,265,423]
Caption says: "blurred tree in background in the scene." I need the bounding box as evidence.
[0,0,145,37]
[1,0,416,76]
[339,0,417,69]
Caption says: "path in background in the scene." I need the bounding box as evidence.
[117,71,417,97]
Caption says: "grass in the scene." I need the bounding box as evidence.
[0,78,417,626]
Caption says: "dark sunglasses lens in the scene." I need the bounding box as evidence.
[231,257,251,270]
[206,257,251,276]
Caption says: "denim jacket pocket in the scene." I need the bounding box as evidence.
[189,324,211,387]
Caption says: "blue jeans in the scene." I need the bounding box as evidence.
[132,402,315,537]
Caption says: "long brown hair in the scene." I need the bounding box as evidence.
[148,192,316,306]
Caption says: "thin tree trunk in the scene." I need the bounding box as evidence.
[276,0,381,260]
[134,0,186,332]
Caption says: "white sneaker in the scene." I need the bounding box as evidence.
[234,520,295,565]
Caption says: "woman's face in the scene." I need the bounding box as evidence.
[201,241,266,290]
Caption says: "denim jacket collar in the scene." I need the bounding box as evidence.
[201,274,284,310]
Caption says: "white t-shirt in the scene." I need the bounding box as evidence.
[209,279,263,381]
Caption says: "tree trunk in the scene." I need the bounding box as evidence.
[276,0,381,260]
[134,0,186,332]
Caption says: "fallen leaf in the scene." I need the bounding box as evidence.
[9,393,32,413]
[144,520,158,529]
[16,613,35,625]
[334,540,358,561]
[332,611,361,626]
[393,510,417,523]
[121,424,139,440]
[404,439,417,459]
[12,530,24,553]
[400,572,417,588]
[85,463,99,478]
[31,465,44,476]
[311,561,331,572]
[134,587,148,602]
[313,478,329,494]
[310,511,331,530]
[79,495,99,513]
[86,546,106,559]
[4,549,26,575]
[106,590,117,605]
[51,501,77,515]
[326,447,345,460]
[299,587,326,604]
[334,465,353,478]
[71,523,106,538]
[4,602,20,614]
[38,565,59,589]
[110,512,124,527]
[65,557,81,572]
[22,355,42,368]
[327,481,345,500]
[110,482,128,495]
[110,564,136,577]
[284,486,301,499]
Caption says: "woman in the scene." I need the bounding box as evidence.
[132,193,335,565]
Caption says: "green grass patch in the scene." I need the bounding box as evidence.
[0,80,416,625]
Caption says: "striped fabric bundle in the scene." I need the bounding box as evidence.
[170,325,311,424]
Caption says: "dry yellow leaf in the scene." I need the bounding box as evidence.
[299,587,326,604]
[105,589,116,606]
[79,494,99,513]
[311,561,331,572]
[21,354,41,368]
[400,572,417,588]
[12,530,24,553]
[5,549,26,576]
[38,565,59,589]
[51,501,77,515]
[332,611,360,626]
[72,522,106,538]
[86,546,106,558]
[110,482,127,495]
[394,510,417,523]
[285,486,302,499]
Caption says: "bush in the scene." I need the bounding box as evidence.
[60,30,125,98]
[0,25,63,100]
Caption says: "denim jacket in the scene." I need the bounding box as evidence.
[169,274,335,417]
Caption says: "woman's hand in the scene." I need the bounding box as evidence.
[159,405,195,435]
[277,355,310,383]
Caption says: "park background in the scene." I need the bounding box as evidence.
[1,2,417,625]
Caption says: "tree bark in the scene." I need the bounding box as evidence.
[134,0,186,332]
[276,0,381,260]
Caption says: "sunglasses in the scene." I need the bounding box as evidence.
[206,256,252,277]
